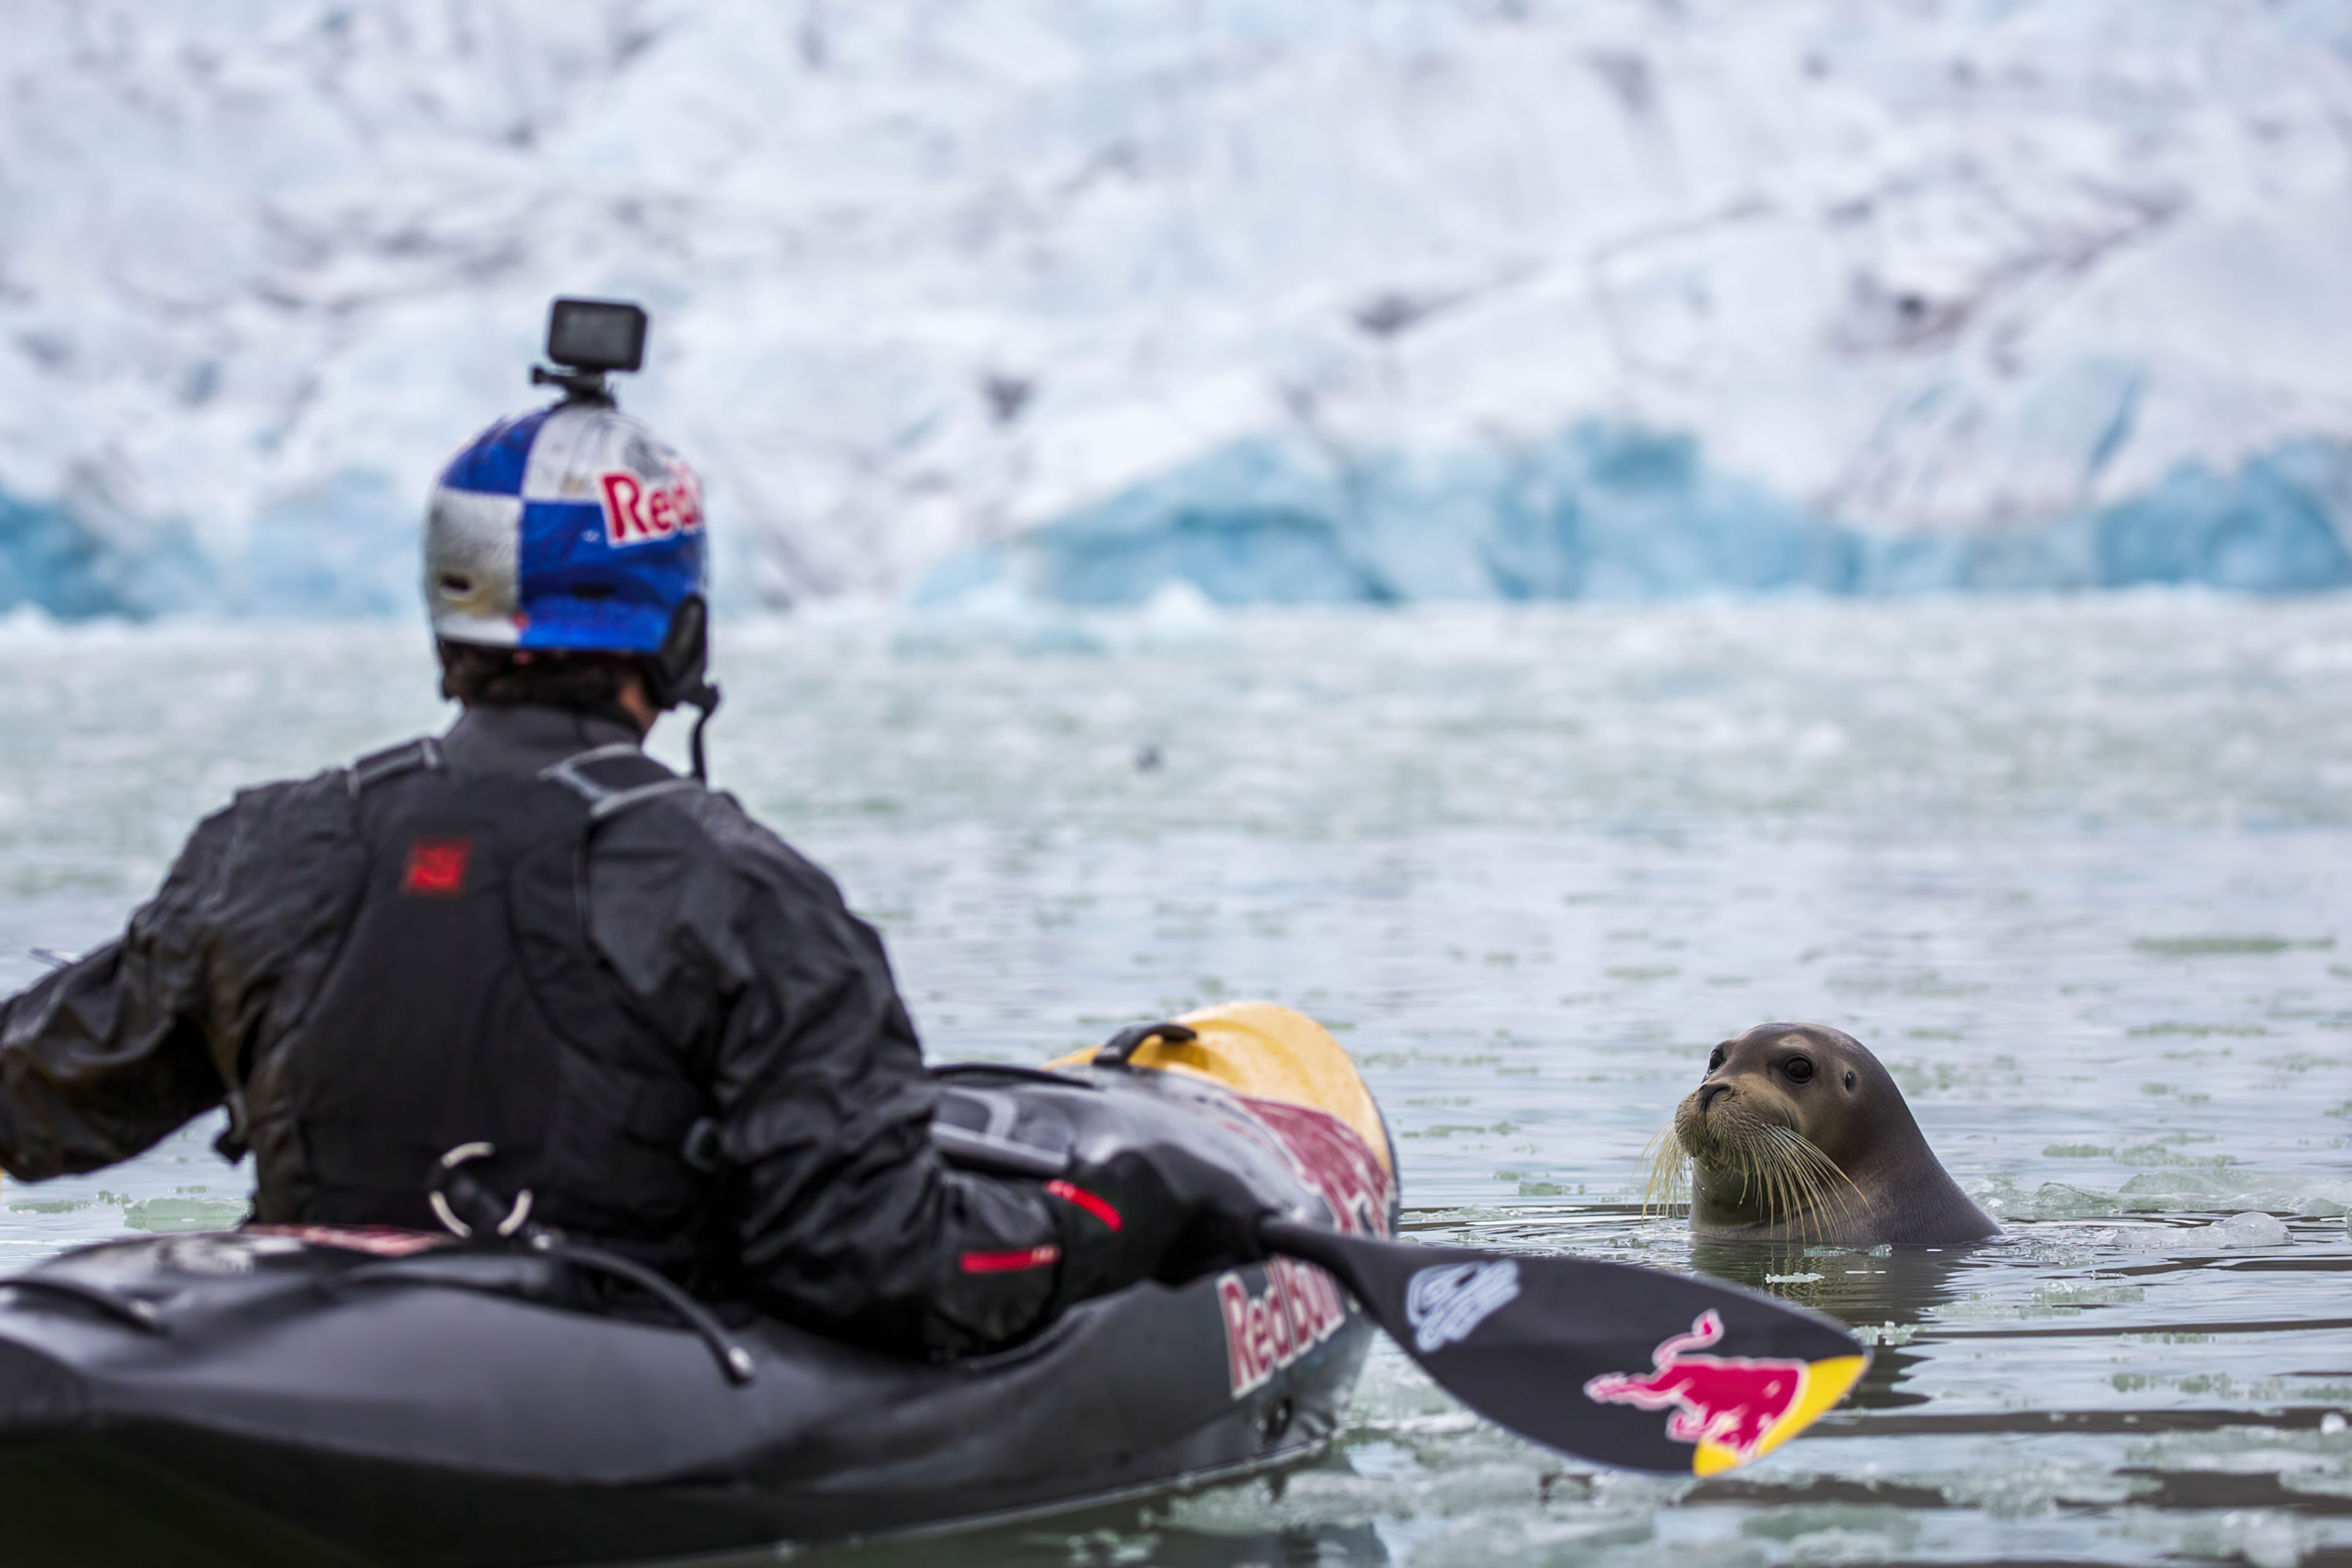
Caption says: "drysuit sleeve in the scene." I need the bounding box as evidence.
[0,809,236,1178]
[699,820,1069,1355]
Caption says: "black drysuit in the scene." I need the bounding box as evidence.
[0,704,1070,1354]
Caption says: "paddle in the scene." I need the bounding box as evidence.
[931,1121,1869,1477]
[1259,1218,1867,1476]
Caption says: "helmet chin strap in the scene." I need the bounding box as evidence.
[684,680,722,783]
[645,595,719,781]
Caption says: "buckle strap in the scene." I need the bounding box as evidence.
[537,744,700,821]
[347,737,443,797]
[536,743,650,802]
[583,778,701,821]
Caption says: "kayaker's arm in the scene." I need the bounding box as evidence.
[688,821,1066,1355]
[0,805,241,1180]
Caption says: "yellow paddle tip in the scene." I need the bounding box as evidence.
[1689,1354,1868,1476]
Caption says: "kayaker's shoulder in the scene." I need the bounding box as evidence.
[227,762,359,809]
[156,766,369,907]
[214,764,371,835]
[651,787,844,897]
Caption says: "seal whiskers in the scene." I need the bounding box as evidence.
[1767,1128,1839,1244]
[1640,1126,1689,1216]
[1765,1127,1825,1242]
[1768,1125,1875,1227]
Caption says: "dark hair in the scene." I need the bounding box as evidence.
[437,641,650,709]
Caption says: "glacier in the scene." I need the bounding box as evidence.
[913,425,2352,607]
[5,0,2352,615]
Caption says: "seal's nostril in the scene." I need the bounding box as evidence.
[1698,1082,1732,1111]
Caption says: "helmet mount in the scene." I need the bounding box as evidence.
[530,363,615,406]
[531,298,649,407]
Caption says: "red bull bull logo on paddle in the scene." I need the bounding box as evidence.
[1582,1310,1868,1476]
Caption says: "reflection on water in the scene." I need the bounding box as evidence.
[0,598,2346,1566]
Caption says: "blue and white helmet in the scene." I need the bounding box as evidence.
[424,401,706,658]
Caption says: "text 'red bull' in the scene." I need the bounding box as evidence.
[599,467,704,548]
[1208,1093,1392,1400]
[1581,1310,1806,1459]
[1217,1256,1349,1397]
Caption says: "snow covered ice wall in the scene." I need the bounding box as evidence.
[4,1,2351,616]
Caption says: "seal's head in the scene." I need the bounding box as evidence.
[1659,1022,1997,1247]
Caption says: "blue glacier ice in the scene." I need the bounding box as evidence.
[911,426,2352,610]
[0,491,210,622]
[7,426,2348,624]
[0,473,413,623]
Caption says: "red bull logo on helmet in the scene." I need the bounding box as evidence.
[599,464,704,548]
[1583,1311,1811,1466]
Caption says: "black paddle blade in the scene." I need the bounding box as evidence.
[1262,1219,1869,1476]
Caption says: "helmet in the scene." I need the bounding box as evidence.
[423,400,710,705]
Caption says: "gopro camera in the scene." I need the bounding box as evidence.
[548,298,647,372]
[532,298,649,404]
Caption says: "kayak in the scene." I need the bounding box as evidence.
[0,1003,1399,1568]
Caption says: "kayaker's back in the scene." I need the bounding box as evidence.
[243,723,720,1272]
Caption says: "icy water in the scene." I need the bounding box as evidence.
[0,595,2348,1568]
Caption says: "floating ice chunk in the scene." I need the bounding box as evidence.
[2187,1211,2291,1249]
[2176,1509,2313,1568]
[1129,579,1224,642]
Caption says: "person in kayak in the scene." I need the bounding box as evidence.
[0,303,1267,1355]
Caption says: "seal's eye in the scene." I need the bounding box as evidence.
[1706,1047,1725,1072]
[1783,1056,1814,1084]
[1844,1069,1856,1090]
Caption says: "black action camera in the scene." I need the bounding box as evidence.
[532,298,648,404]
[548,298,647,372]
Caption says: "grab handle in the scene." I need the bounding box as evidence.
[1093,1020,1196,1069]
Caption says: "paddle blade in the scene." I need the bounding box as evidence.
[1262,1220,1868,1476]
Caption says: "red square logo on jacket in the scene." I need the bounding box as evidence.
[402,838,472,897]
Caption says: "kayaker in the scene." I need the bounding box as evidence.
[0,302,1268,1355]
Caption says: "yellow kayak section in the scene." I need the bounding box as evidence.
[1049,1001,1391,1175]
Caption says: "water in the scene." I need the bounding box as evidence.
[0,595,2347,1566]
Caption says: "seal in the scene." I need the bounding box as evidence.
[1654,1022,1997,1246]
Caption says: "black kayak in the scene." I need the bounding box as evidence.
[0,1008,1400,1567]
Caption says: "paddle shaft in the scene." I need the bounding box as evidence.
[1255,1214,1366,1282]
